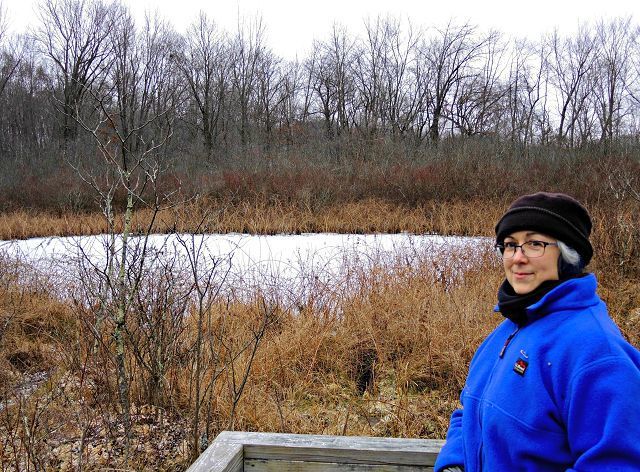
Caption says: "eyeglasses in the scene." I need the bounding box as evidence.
[494,240,558,259]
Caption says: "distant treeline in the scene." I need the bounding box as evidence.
[0,0,639,210]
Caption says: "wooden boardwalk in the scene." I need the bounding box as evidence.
[187,431,445,471]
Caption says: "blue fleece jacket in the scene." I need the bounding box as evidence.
[434,274,640,471]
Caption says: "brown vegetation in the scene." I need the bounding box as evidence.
[0,197,502,240]
[1,145,637,240]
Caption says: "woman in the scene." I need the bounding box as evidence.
[434,192,640,472]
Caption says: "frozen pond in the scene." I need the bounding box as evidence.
[0,233,487,306]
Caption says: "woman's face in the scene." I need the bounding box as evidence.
[503,230,560,294]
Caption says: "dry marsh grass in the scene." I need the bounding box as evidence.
[0,197,504,241]
[167,251,504,439]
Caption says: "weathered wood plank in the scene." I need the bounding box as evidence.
[245,459,435,471]
[244,444,436,466]
[221,431,443,466]
[184,440,243,472]
[219,430,443,453]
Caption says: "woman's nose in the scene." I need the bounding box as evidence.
[512,246,528,263]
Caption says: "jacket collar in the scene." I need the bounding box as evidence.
[494,273,599,325]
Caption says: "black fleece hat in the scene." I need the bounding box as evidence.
[495,192,593,265]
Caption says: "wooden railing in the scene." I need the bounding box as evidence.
[187,431,445,471]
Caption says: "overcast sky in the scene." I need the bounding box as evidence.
[4,0,639,59]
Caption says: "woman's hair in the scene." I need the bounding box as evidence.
[557,241,581,266]
[557,240,584,277]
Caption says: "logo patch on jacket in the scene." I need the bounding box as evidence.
[513,358,528,376]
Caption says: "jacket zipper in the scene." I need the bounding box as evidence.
[499,327,520,358]
[477,326,521,469]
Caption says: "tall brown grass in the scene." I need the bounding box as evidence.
[0,197,503,240]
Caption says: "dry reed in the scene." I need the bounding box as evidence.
[0,197,505,241]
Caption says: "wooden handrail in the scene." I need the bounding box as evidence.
[187,431,445,471]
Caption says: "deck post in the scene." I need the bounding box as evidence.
[186,433,243,472]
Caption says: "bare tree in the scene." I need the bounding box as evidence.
[419,22,487,142]
[449,30,507,137]
[409,39,435,144]
[0,1,7,45]
[546,26,598,146]
[254,48,285,149]
[3,7,640,207]
[327,24,356,136]
[0,0,20,98]
[0,0,28,106]
[275,59,306,145]
[230,15,266,146]
[176,13,229,159]
[306,25,356,142]
[35,0,118,147]
[381,19,422,139]
[0,37,24,99]
[353,16,388,136]
[350,17,427,141]
[67,6,181,441]
[592,17,635,144]
[0,34,55,167]
[306,40,337,139]
[505,38,550,147]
